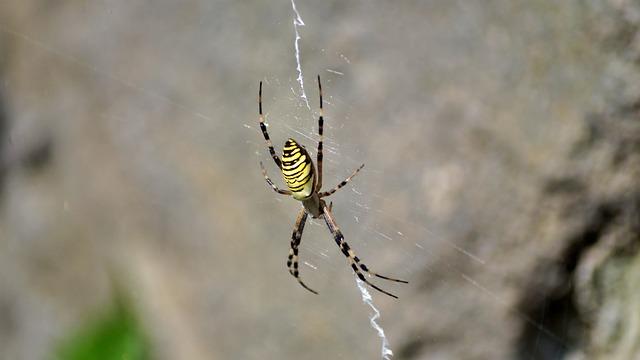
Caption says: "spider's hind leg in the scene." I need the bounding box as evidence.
[260,162,292,195]
[288,208,318,295]
[319,164,365,198]
[258,81,283,168]
[316,75,325,192]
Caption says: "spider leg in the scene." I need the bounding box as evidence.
[316,75,324,192]
[356,262,408,284]
[322,204,405,299]
[259,81,283,168]
[287,208,318,294]
[260,162,292,195]
[319,164,365,198]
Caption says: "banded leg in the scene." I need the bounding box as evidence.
[287,209,317,294]
[322,204,407,299]
[318,164,365,198]
[316,75,324,192]
[259,81,282,168]
[260,162,292,195]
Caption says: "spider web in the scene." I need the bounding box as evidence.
[286,2,394,359]
[253,2,574,359]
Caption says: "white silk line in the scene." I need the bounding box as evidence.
[356,278,394,359]
[290,0,311,109]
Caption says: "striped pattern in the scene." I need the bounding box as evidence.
[322,204,408,299]
[319,163,365,198]
[257,76,408,299]
[258,81,282,168]
[281,138,315,200]
[287,209,317,294]
[315,74,324,192]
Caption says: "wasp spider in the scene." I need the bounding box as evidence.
[257,76,407,299]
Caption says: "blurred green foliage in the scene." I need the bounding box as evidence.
[54,298,149,360]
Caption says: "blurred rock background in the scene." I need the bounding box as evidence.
[0,0,638,359]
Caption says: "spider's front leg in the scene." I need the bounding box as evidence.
[322,204,407,299]
[287,208,318,294]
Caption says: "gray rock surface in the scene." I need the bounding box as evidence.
[0,1,638,359]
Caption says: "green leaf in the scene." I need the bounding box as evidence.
[55,298,149,360]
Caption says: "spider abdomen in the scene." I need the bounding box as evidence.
[281,138,315,200]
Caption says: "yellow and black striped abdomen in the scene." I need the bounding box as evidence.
[281,138,315,200]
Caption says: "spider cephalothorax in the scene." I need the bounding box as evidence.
[257,76,407,298]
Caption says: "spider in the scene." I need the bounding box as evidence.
[257,75,408,299]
